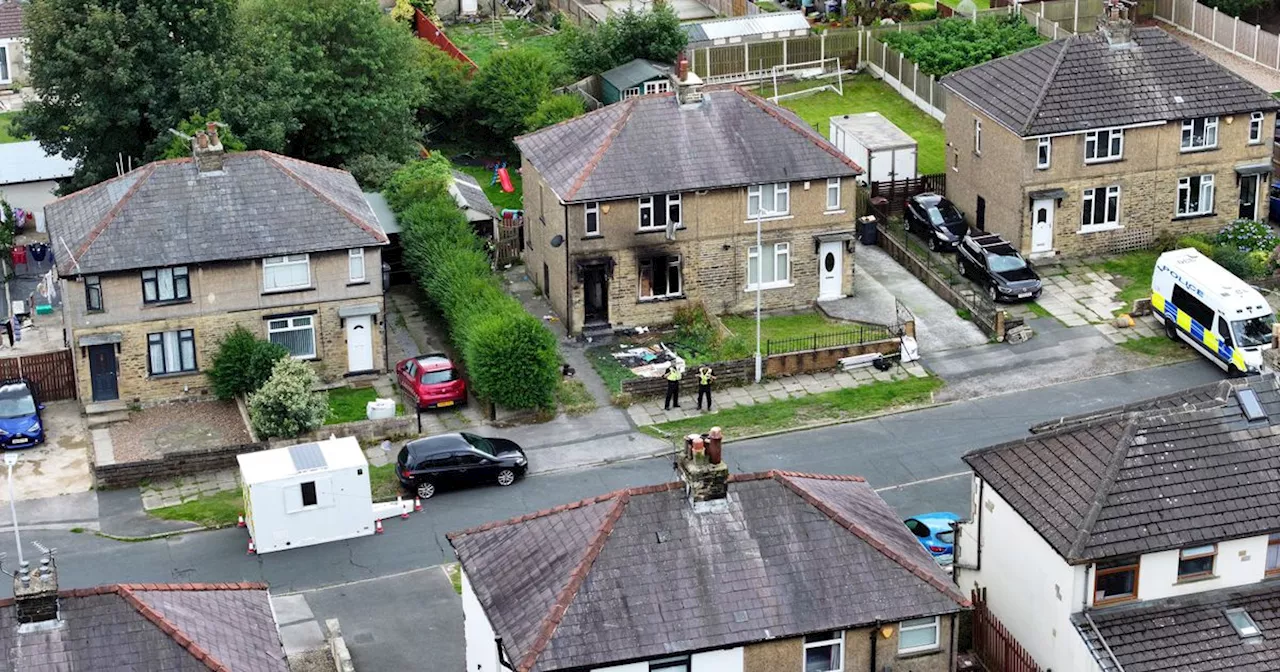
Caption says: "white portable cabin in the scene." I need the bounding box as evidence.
[828,112,918,184]
[237,437,374,554]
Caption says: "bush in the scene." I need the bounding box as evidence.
[471,47,554,141]
[881,15,1044,77]
[525,94,586,132]
[560,6,688,80]
[1211,245,1269,279]
[206,327,289,401]
[1175,235,1216,258]
[248,358,329,439]
[1215,218,1280,254]
[343,154,405,191]
[911,7,940,21]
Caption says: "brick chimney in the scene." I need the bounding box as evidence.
[13,556,59,626]
[678,427,728,513]
[192,121,225,173]
[1097,0,1134,47]
[673,55,704,107]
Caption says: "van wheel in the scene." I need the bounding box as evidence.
[416,481,436,500]
[1164,317,1179,341]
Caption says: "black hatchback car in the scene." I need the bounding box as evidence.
[396,432,528,499]
[957,233,1043,302]
[905,193,968,251]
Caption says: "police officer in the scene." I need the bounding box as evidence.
[664,363,682,410]
[696,365,716,411]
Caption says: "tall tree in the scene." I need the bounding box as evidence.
[19,0,236,190]
[560,5,688,80]
[470,47,553,142]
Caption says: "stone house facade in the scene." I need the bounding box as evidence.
[48,127,388,405]
[0,0,26,88]
[516,76,862,336]
[941,15,1280,258]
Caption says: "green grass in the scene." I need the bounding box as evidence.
[643,376,943,439]
[0,112,24,143]
[149,489,244,528]
[721,311,867,343]
[1093,250,1159,315]
[587,345,640,395]
[444,20,562,69]
[556,379,597,416]
[326,387,402,425]
[444,563,463,594]
[1118,336,1194,361]
[368,462,404,502]
[776,74,946,174]
[455,163,523,213]
[755,0,782,9]
[1026,302,1053,320]
[939,0,990,8]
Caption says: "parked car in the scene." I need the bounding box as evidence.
[396,354,467,410]
[1269,181,1280,223]
[0,379,45,449]
[957,233,1043,302]
[904,193,967,251]
[396,432,528,499]
[904,512,960,565]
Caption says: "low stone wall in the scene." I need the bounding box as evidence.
[876,224,1006,339]
[621,358,753,399]
[270,415,417,447]
[764,337,902,377]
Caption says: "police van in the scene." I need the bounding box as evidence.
[1151,248,1275,375]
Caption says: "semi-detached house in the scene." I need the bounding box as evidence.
[515,69,862,337]
[940,9,1280,258]
[47,126,389,404]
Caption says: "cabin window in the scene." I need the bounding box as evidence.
[301,481,318,507]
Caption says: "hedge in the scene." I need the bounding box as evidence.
[386,158,560,410]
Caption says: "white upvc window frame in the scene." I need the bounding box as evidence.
[638,194,681,230]
[1249,112,1265,144]
[898,616,941,654]
[1176,174,1215,217]
[263,254,312,292]
[585,201,600,236]
[747,242,791,290]
[1084,128,1124,163]
[747,183,790,218]
[267,315,317,360]
[147,328,197,376]
[803,630,844,672]
[1181,116,1219,151]
[0,42,11,85]
[638,254,682,300]
[826,177,841,210]
[974,117,982,155]
[622,86,641,100]
[348,248,366,283]
[1036,137,1052,169]
[643,80,670,95]
[1080,185,1121,231]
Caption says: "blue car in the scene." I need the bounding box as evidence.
[1269,182,1280,223]
[0,379,45,449]
[904,512,960,565]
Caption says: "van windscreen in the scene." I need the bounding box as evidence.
[1231,314,1276,349]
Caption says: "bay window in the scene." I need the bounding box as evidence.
[147,329,196,375]
[141,266,190,304]
[748,183,790,217]
[1080,185,1120,231]
[1176,175,1215,217]
[268,315,317,359]
[263,254,311,292]
[639,255,681,299]
[747,242,791,289]
[1181,117,1219,151]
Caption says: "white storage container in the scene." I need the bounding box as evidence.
[828,112,918,184]
[366,398,397,420]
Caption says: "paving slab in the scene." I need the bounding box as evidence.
[279,621,326,656]
[272,594,316,626]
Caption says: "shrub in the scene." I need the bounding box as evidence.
[1175,235,1216,258]
[525,94,586,132]
[881,15,1044,77]
[385,154,454,211]
[471,47,554,141]
[206,327,289,400]
[1215,218,1280,254]
[1211,245,1269,279]
[560,5,688,80]
[248,358,329,439]
[911,7,940,21]
[343,154,405,191]
[465,312,561,408]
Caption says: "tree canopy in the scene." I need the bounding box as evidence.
[560,6,688,79]
[471,47,554,141]
[880,15,1043,78]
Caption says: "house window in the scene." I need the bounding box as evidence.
[147,329,196,375]
[1085,129,1123,162]
[826,177,841,210]
[1266,533,1280,577]
[1177,544,1216,580]
[1037,137,1051,169]
[1250,112,1265,144]
[639,194,681,230]
[639,255,681,299]
[585,202,600,236]
[1181,117,1219,151]
[263,254,311,292]
[974,118,982,155]
[747,242,791,289]
[747,183,790,217]
[268,315,317,359]
[648,656,689,672]
[644,80,670,95]
[0,46,9,84]
[803,630,843,672]
[622,86,641,99]
[898,616,941,654]
[85,276,103,312]
[348,249,366,283]
[1081,186,1120,231]
[141,266,190,304]
[1177,175,1215,217]
[301,481,318,507]
[1094,557,1139,605]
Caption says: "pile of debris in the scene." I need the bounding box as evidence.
[612,342,686,378]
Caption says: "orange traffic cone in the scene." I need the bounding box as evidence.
[375,520,384,534]
[247,538,256,555]
[414,498,422,512]
[237,514,245,528]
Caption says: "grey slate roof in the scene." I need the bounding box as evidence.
[941,27,1280,137]
[1073,581,1280,671]
[449,470,968,672]
[47,150,387,277]
[964,376,1280,564]
[0,1,21,40]
[514,87,862,204]
[600,59,671,93]
[0,583,288,671]
[450,170,500,220]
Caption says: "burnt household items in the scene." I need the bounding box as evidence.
[696,365,716,411]
[664,363,682,410]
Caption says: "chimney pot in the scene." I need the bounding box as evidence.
[678,428,729,510]
[707,427,723,465]
[192,124,227,173]
[13,555,58,625]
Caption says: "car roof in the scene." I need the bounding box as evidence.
[0,379,34,394]
[912,193,943,205]
[407,433,468,455]
[968,233,1019,256]
[413,354,454,372]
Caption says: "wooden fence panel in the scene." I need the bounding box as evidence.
[972,589,1044,672]
[0,349,77,401]
[871,174,948,216]
[747,40,785,72]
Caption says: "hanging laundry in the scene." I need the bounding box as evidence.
[10,245,25,266]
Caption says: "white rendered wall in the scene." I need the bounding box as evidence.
[462,568,501,672]
[1133,535,1273,602]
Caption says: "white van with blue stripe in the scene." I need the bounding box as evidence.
[1151,248,1275,375]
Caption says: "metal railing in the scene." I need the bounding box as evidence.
[764,323,900,356]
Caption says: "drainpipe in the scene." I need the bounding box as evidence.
[563,203,572,335]
[869,621,879,672]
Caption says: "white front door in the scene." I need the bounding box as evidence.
[461,0,478,13]
[346,315,374,373]
[1031,199,1055,255]
[817,241,843,301]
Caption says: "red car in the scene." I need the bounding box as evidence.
[396,354,467,410]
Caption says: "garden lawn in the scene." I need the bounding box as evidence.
[149,489,243,528]
[776,75,946,174]
[1093,250,1159,314]
[455,163,523,212]
[1118,336,1194,361]
[642,376,942,439]
[721,311,892,350]
[444,20,562,68]
[587,345,639,395]
[0,112,22,143]
[939,0,990,8]
[326,387,401,425]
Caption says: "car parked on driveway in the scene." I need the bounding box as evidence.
[905,193,967,251]
[396,432,528,499]
[0,379,45,449]
[396,354,467,410]
[957,233,1043,302]
[905,512,959,565]
[1269,181,1280,223]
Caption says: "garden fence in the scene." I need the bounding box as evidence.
[764,323,901,357]
[1154,0,1280,73]
[687,28,861,83]
[1017,0,1103,37]
[972,588,1045,672]
[870,174,948,217]
[547,0,604,26]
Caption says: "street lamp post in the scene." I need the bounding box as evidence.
[4,453,21,567]
[754,204,765,383]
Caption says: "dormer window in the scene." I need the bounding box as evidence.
[1094,557,1139,606]
[1181,117,1219,151]
[1176,544,1216,581]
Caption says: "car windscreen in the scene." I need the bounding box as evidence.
[937,530,955,544]
[987,253,1028,274]
[926,201,961,226]
[421,369,458,385]
[1232,314,1276,348]
[462,433,495,456]
[0,384,36,418]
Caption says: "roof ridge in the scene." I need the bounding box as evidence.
[259,152,387,244]
[734,87,864,175]
[517,492,630,672]
[1027,378,1232,435]
[60,163,159,275]
[447,489,638,542]
[772,472,969,608]
[1066,420,1140,562]
[562,98,638,201]
[1020,37,1074,136]
[117,584,233,672]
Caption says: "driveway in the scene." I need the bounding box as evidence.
[3,400,93,501]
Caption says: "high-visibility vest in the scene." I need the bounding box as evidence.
[665,367,681,381]
[698,370,712,385]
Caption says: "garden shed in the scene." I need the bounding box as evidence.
[683,11,811,49]
[828,112,917,184]
[238,436,374,554]
[601,59,673,104]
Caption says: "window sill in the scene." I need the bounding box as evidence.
[262,286,316,296]
[1078,224,1123,234]
[148,370,201,381]
[1093,595,1137,608]
[1084,157,1123,165]
[289,355,320,362]
[636,226,685,235]
[638,294,686,303]
[1265,571,1280,580]
[744,282,795,292]
[1174,573,1218,585]
[1172,212,1217,222]
[823,209,847,216]
[142,299,193,308]
[897,647,943,660]
[346,281,370,287]
[1180,146,1219,154]
[742,215,794,224]
[582,234,603,240]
